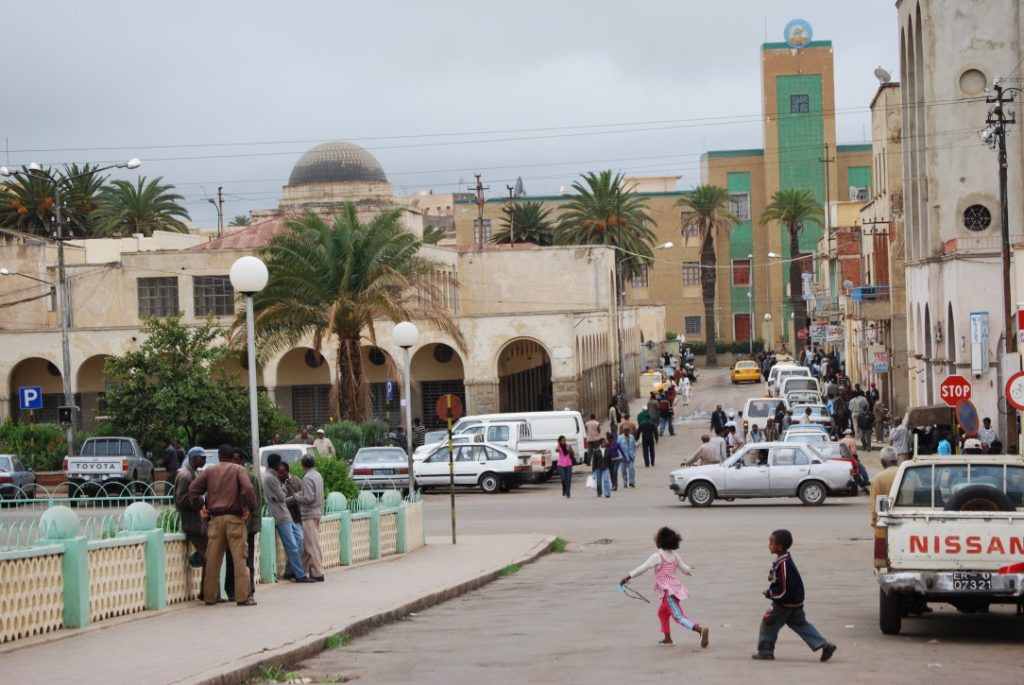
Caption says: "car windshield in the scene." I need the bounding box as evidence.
[785,432,827,444]
[355,449,407,464]
[747,400,785,418]
[794,405,828,419]
[424,430,448,444]
[737,362,756,369]
[808,443,843,458]
[894,464,1024,508]
[261,448,306,466]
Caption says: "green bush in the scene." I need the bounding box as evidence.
[290,455,358,500]
[323,421,362,462]
[360,420,390,448]
[665,331,678,341]
[0,420,67,471]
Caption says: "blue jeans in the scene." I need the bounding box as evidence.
[757,604,828,656]
[621,458,635,486]
[594,468,611,497]
[276,522,307,580]
[609,461,620,489]
[642,440,655,466]
[659,415,675,436]
[558,466,573,497]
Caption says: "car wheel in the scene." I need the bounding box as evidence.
[479,472,501,494]
[798,481,827,506]
[879,588,902,635]
[687,482,715,507]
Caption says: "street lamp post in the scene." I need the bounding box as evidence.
[1,159,140,453]
[229,256,269,474]
[393,321,419,493]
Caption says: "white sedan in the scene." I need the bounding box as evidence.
[669,441,854,507]
[414,442,532,494]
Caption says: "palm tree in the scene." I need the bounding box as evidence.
[421,224,447,245]
[491,200,555,246]
[92,176,190,236]
[250,203,465,421]
[677,185,739,365]
[0,164,108,237]
[0,168,58,235]
[556,170,655,295]
[759,188,824,342]
[229,215,252,227]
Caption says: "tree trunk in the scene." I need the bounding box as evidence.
[700,228,717,365]
[788,225,808,351]
[334,337,371,422]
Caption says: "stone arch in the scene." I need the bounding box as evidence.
[496,337,552,413]
[8,356,63,424]
[76,354,112,428]
[276,347,333,428]
[411,343,467,429]
[361,345,399,427]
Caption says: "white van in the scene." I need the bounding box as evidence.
[742,397,789,429]
[767,364,812,396]
[452,411,586,465]
[779,376,821,398]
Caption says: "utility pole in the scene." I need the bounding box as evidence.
[469,174,488,248]
[506,184,515,246]
[207,186,225,238]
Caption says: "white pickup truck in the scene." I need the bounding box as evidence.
[874,455,1024,634]
[63,436,155,495]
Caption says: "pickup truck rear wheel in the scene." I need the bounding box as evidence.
[943,484,1015,512]
[879,588,902,635]
[798,481,827,506]
[479,472,501,494]
[687,482,715,507]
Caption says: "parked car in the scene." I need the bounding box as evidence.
[779,376,821,397]
[259,444,317,467]
[64,437,154,495]
[0,454,36,499]
[782,428,829,445]
[743,398,789,428]
[414,442,532,493]
[807,443,861,493]
[791,403,833,429]
[350,447,410,493]
[766,363,810,395]
[785,390,822,405]
[668,441,854,507]
[731,360,762,384]
[412,434,474,463]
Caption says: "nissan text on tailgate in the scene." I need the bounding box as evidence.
[874,455,1024,634]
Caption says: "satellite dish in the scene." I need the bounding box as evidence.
[874,67,892,84]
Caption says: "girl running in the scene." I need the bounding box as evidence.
[620,527,709,647]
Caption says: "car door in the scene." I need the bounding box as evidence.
[455,446,486,485]
[12,457,30,491]
[768,446,810,496]
[417,447,450,485]
[723,447,771,496]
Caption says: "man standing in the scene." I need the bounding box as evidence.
[224,447,261,602]
[263,453,313,583]
[162,439,180,495]
[869,448,900,527]
[978,417,1001,453]
[312,429,336,458]
[288,455,325,582]
[412,418,427,448]
[585,414,602,449]
[708,429,729,463]
[872,399,888,443]
[617,426,637,488]
[293,426,314,445]
[889,419,912,462]
[174,447,208,600]
[189,443,257,606]
[681,434,722,466]
[866,382,880,411]
[638,411,658,467]
[848,393,869,444]
[646,392,660,423]
[710,405,728,434]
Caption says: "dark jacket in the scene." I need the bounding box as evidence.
[766,553,805,607]
[638,418,658,444]
[590,447,610,471]
[284,475,302,523]
[163,445,181,475]
[711,410,727,431]
[173,464,204,536]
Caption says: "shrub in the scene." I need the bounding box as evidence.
[290,454,358,500]
[665,331,678,341]
[323,421,363,462]
[0,420,67,471]
[360,420,390,448]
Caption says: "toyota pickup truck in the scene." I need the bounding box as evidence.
[873,455,1024,634]
[63,436,155,495]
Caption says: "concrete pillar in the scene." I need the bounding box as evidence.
[368,510,381,560]
[37,505,89,628]
[120,502,165,610]
[551,378,579,412]
[339,512,353,565]
[464,380,499,414]
[259,516,276,582]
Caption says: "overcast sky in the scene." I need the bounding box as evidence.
[3,1,899,227]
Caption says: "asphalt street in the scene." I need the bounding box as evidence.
[282,367,1024,685]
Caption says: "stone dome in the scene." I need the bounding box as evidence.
[287,141,388,186]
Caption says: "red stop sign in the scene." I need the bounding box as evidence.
[939,375,972,407]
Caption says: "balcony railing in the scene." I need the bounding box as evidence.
[851,285,889,302]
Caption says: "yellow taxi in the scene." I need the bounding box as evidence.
[730,359,762,384]
[639,370,668,395]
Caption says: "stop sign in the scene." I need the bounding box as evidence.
[939,375,972,407]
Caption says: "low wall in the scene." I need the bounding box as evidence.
[0,492,425,645]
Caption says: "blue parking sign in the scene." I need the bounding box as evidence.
[19,386,43,410]
[385,380,394,401]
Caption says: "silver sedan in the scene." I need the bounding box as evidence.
[350,447,410,493]
[669,441,854,507]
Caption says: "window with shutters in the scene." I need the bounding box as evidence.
[193,275,235,317]
[137,277,179,318]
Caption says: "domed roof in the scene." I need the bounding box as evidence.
[287,141,388,186]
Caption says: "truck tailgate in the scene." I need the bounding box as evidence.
[885,512,1024,571]
[66,458,124,476]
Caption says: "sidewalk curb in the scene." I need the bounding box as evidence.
[184,534,556,685]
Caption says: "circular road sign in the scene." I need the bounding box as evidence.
[1006,371,1024,411]
[435,394,464,422]
[939,374,972,407]
[955,399,979,437]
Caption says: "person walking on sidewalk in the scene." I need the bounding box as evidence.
[189,443,257,606]
[620,526,709,648]
[590,437,611,498]
[585,414,602,449]
[617,426,637,488]
[263,453,313,583]
[174,447,208,598]
[289,455,325,581]
[638,412,658,467]
[606,432,623,491]
[608,399,621,440]
[752,529,836,662]
[556,435,575,498]
[658,392,675,436]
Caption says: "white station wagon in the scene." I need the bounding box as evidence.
[669,442,855,507]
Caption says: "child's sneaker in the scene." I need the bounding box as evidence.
[700,627,710,648]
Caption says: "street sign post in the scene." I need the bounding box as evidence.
[873,350,889,375]
[435,393,464,545]
[956,400,980,437]
[1006,370,1024,412]
[18,386,42,411]
[970,311,990,376]
[939,375,972,407]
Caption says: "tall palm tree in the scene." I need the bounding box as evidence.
[92,176,190,236]
[491,200,555,246]
[556,170,655,296]
[250,203,465,421]
[0,164,108,237]
[421,224,447,244]
[228,214,252,227]
[759,188,824,342]
[60,164,109,237]
[677,185,739,365]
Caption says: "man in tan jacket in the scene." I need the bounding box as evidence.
[681,434,722,467]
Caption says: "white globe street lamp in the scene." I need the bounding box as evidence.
[393,321,419,493]
[230,256,269,474]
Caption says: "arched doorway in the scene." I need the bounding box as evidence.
[277,347,331,427]
[411,343,466,430]
[362,346,399,427]
[924,304,934,403]
[497,338,552,413]
[77,355,112,428]
[9,357,63,424]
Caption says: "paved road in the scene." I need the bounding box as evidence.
[283,368,1024,684]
